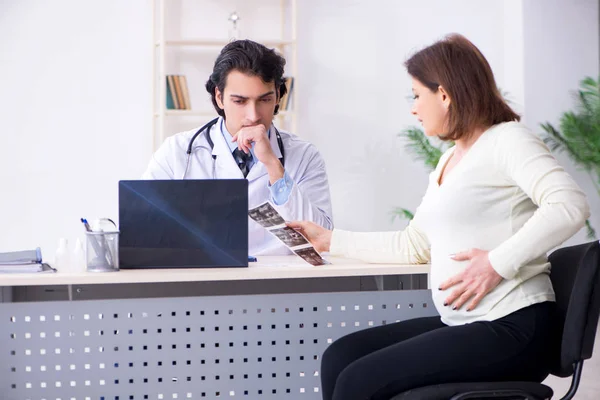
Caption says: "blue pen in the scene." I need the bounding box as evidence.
[81,218,93,232]
[248,256,257,262]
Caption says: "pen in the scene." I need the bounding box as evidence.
[81,218,93,232]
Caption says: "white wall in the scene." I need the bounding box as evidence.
[521,0,600,245]
[0,0,597,262]
[0,0,153,260]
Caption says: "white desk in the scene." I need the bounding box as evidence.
[0,256,430,287]
[0,257,435,400]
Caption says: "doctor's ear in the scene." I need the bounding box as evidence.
[215,88,225,110]
[438,85,451,109]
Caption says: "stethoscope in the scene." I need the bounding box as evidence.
[183,117,285,179]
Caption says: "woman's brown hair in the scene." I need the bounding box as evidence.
[405,34,520,141]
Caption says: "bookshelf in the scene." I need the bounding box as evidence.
[156,110,292,118]
[151,0,298,151]
[163,39,296,47]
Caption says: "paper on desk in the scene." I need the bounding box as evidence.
[0,263,56,274]
[248,201,330,266]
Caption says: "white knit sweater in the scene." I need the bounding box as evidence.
[330,122,590,326]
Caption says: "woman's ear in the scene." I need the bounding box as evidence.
[438,85,451,110]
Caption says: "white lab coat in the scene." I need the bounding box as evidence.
[142,118,333,255]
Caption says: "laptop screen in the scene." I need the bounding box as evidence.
[118,180,249,269]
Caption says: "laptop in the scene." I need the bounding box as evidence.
[118,180,249,269]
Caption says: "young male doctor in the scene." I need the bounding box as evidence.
[142,40,333,255]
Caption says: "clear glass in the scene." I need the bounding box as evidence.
[86,231,119,272]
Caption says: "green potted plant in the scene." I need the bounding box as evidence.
[540,76,599,238]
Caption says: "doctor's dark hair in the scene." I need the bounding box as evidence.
[205,40,288,117]
[405,33,520,141]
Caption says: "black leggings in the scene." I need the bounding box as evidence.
[321,301,555,400]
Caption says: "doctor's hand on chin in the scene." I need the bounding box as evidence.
[232,124,284,184]
[286,221,332,253]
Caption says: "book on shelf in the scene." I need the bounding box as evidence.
[179,76,192,110]
[166,75,192,110]
[166,76,177,109]
[173,75,185,109]
[279,76,294,111]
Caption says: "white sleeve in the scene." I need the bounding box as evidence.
[272,147,334,229]
[142,136,176,180]
[488,126,590,279]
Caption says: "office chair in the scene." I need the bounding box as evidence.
[390,240,600,400]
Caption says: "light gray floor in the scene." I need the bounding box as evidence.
[543,324,600,399]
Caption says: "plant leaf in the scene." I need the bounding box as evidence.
[585,219,597,240]
[390,207,414,223]
[540,76,600,198]
[399,127,449,170]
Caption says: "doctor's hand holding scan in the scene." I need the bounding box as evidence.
[298,34,591,400]
[142,40,333,256]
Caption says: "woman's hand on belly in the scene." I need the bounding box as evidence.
[439,249,503,312]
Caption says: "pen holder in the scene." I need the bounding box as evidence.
[86,231,119,272]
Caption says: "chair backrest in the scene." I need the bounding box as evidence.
[548,240,600,377]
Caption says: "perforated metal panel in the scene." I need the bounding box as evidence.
[1,290,436,400]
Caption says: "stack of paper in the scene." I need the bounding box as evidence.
[0,248,55,273]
